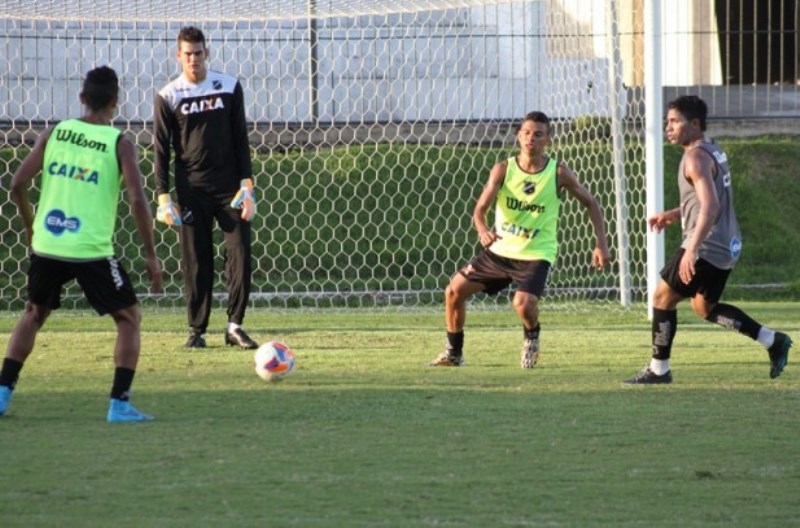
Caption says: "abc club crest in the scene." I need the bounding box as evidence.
[523,181,536,195]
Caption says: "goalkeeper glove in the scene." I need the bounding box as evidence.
[156,194,182,227]
[230,179,256,222]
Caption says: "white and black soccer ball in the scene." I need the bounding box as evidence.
[254,341,296,381]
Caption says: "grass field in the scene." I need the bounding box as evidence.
[0,303,797,527]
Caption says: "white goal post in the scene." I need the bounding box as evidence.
[0,0,651,310]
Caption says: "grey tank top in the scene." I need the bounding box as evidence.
[678,140,741,269]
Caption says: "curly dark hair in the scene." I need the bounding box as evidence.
[81,66,119,111]
[667,95,708,131]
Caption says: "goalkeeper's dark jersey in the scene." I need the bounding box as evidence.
[154,70,252,197]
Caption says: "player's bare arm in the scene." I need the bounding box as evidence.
[557,162,610,269]
[10,128,52,245]
[118,135,163,293]
[678,147,720,283]
[648,208,681,233]
[472,161,507,248]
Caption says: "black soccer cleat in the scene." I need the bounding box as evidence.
[225,327,258,349]
[768,332,792,379]
[624,366,673,385]
[184,331,207,348]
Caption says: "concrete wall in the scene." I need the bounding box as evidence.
[0,2,617,123]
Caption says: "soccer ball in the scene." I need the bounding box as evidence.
[254,341,296,381]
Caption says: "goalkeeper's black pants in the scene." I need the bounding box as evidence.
[178,187,253,333]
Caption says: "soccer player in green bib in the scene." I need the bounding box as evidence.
[0,66,163,422]
[430,111,610,368]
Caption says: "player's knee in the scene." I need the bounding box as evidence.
[445,282,469,305]
[693,297,715,319]
[512,293,538,312]
[444,283,460,303]
[652,290,667,308]
[652,287,680,310]
[24,302,50,328]
[112,305,141,330]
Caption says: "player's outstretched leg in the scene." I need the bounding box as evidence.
[768,332,792,379]
[107,399,154,423]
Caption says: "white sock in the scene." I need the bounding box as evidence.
[227,322,241,333]
[757,327,775,348]
[649,358,670,375]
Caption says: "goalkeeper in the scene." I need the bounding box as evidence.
[154,26,258,349]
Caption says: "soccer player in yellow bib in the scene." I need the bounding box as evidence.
[429,111,610,368]
[0,66,163,421]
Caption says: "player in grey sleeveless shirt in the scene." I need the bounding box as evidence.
[678,140,741,270]
[625,95,792,384]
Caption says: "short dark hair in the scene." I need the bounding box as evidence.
[516,111,550,134]
[81,66,119,111]
[667,95,708,131]
[178,26,207,47]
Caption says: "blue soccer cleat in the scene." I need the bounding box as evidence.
[107,399,154,423]
[0,385,12,416]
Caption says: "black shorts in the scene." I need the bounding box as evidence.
[660,247,731,303]
[459,250,551,297]
[27,253,138,315]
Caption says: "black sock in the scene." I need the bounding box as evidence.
[705,303,761,340]
[446,331,464,357]
[0,358,24,390]
[652,308,677,360]
[110,367,136,401]
[524,324,541,340]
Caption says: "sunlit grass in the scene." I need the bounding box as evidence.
[0,304,798,527]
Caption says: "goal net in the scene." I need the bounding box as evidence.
[0,0,647,310]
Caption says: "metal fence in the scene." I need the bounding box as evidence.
[0,0,797,310]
